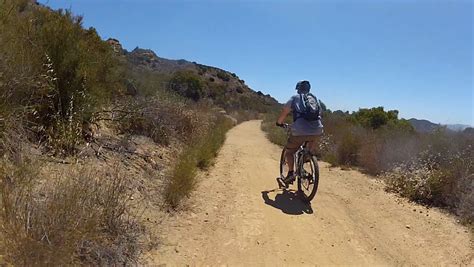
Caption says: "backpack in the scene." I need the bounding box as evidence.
[294,93,321,121]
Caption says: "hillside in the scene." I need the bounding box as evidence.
[0,1,280,265]
[109,39,280,114]
[408,118,441,133]
[408,118,471,133]
[446,123,471,132]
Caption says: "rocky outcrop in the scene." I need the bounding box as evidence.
[127,47,195,73]
[106,38,124,54]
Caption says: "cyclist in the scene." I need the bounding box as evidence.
[276,80,324,185]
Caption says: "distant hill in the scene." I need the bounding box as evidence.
[108,40,280,113]
[408,119,442,133]
[463,127,474,135]
[408,118,471,133]
[445,124,471,132]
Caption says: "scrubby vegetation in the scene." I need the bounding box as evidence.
[0,1,137,264]
[167,70,279,115]
[0,144,139,265]
[262,105,473,223]
[0,0,122,156]
[165,115,234,209]
[261,112,289,147]
[0,0,272,264]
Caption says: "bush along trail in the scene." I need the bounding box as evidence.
[0,1,273,264]
[148,121,473,266]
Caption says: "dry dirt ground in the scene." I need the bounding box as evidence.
[146,120,473,266]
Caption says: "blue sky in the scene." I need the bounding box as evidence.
[40,0,473,125]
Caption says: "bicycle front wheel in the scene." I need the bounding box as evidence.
[279,148,289,179]
[297,153,319,202]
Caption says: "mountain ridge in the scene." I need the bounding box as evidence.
[408,118,471,133]
[107,38,280,113]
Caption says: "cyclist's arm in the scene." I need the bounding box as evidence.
[276,106,291,125]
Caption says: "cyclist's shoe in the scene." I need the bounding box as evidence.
[283,171,295,185]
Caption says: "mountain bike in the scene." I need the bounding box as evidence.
[277,123,320,203]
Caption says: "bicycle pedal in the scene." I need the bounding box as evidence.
[276,178,288,189]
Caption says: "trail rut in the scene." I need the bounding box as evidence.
[148,120,473,266]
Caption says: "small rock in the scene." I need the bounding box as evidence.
[413,209,416,212]
[204,219,209,222]
[374,247,377,251]
[175,247,179,253]
[405,225,411,229]
[129,196,134,200]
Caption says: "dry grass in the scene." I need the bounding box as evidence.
[0,127,141,265]
[260,112,289,147]
[112,96,206,145]
[384,146,473,223]
[164,115,234,209]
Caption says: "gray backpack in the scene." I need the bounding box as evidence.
[294,93,321,121]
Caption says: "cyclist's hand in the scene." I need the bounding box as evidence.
[276,122,289,128]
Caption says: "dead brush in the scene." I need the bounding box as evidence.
[384,146,474,222]
[111,96,209,145]
[0,132,141,265]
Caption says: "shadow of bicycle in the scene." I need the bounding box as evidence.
[261,188,313,215]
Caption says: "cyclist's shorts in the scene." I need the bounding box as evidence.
[285,135,319,152]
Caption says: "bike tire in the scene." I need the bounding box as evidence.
[279,147,288,179]
[297,154,319,202]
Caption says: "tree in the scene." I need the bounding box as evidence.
[169,71,204,101]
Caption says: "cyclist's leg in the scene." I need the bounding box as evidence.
[306,135,321,156]
[285,135,305,173]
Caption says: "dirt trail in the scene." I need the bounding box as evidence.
[148,120,473,266]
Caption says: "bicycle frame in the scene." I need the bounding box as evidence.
[277,123,320,201]
[294,142,312,178]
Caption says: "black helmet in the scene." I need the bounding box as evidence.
[296,80,311,93]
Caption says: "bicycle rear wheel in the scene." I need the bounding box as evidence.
[297,153,319,202]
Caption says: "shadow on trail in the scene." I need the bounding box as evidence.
[261,189,313,215]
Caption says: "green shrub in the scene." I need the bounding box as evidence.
[164,149,198,209]
[216,71,230,82]
[165,115,233,209]
[0,1,121,154]
[169,71,204,101]
[195,116,234,169]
